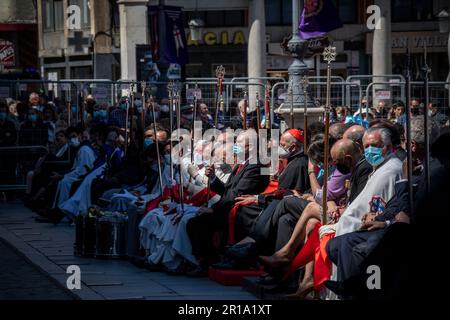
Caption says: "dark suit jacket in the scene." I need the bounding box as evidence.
[348,158,373,203]
[211,161,270,216]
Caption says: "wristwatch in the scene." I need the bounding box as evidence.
[308,169,315,175]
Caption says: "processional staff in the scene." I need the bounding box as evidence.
[243,90,248,130]
[289,79,295,129]
[265,81,271,130]
[167,81,175,183]
[174,82,185,215]
[301,76,309,151]
[142,81,164,197]
[322,45,337,225]
[206,65,225,206]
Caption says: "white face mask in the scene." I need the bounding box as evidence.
[278,146,290,159]
[161,105,169,113]
[70,137,80,147]
[193,152,203,165]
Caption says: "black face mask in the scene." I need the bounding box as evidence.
[336,163,351,175]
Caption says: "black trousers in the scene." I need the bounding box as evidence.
[186,210,228,265]
[326,228,386,282]
[250,196,310,253]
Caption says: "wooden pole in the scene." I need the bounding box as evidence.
[301,76,309,151]
[322,45,337,225]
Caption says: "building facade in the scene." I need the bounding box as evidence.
[35,0,449,81]
[0,0,39,79]
[37,0,121,81]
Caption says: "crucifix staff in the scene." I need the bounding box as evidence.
[301,76,309,151]
[322,45,337,225]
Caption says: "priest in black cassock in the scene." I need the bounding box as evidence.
[231,129,310,243]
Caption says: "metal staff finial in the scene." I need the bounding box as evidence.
[321,45,337,225]
[216,65,226,79]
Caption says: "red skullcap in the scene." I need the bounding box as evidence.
[286,129,304,143]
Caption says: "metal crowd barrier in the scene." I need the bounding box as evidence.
[0,145,49,191]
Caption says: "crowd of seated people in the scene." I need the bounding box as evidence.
[2,89,450,300]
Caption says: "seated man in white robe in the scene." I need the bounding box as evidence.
[59,130,125,217]
[139,140,232,272]
[320,126,403,296]
[49,127,97,222]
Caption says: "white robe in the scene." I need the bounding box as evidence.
[58,163,106,217]
[335,156,403,237]
[139,160,226,269]
[108,164,172,212]
[53,145,96,208]
[139,204,200,269]
[328,155,403,300]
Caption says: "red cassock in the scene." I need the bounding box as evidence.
[283,223,334,292]
[144,185,217,213]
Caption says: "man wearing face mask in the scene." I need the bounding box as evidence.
[333,127,403,238]
[108,97,128,129]
[18,108,48,146]
[186,129,270,275]
[49,125,97,222]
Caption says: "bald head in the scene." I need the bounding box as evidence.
[329,123,347,140]
[343,125,365,146]
[331,138,362,173]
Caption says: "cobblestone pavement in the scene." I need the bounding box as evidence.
[0,201,255,300]
[0,238,75,300]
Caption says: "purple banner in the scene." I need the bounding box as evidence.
[299,0,343,40]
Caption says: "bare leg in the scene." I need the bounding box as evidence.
[285,261,315,299]
[259,202,321,267]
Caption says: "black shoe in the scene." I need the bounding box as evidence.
[256,274,282,286]
[48,208,66,225]
[186,266,208,277]
[226,242,256,260]
[324,280,352,296]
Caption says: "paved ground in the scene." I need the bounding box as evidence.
[0,238,76,300]
[0,201,256,300]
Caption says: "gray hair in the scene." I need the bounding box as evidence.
[409,116,426,145]
[364,127,392,147]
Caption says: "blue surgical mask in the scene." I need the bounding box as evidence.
[28,114,38,122]
[150,162,158,171]
[120,102,127,110]
[316,163,324,180]
[364,146,385,167]
[94,110,107,119]
[164,154,171,164]
[71,106,77,114]
[0,112,6,121]
[233,144,243,155]
[144,137,154,148]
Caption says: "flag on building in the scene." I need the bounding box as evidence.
[149,5,189,65]
[298,0,343,40]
